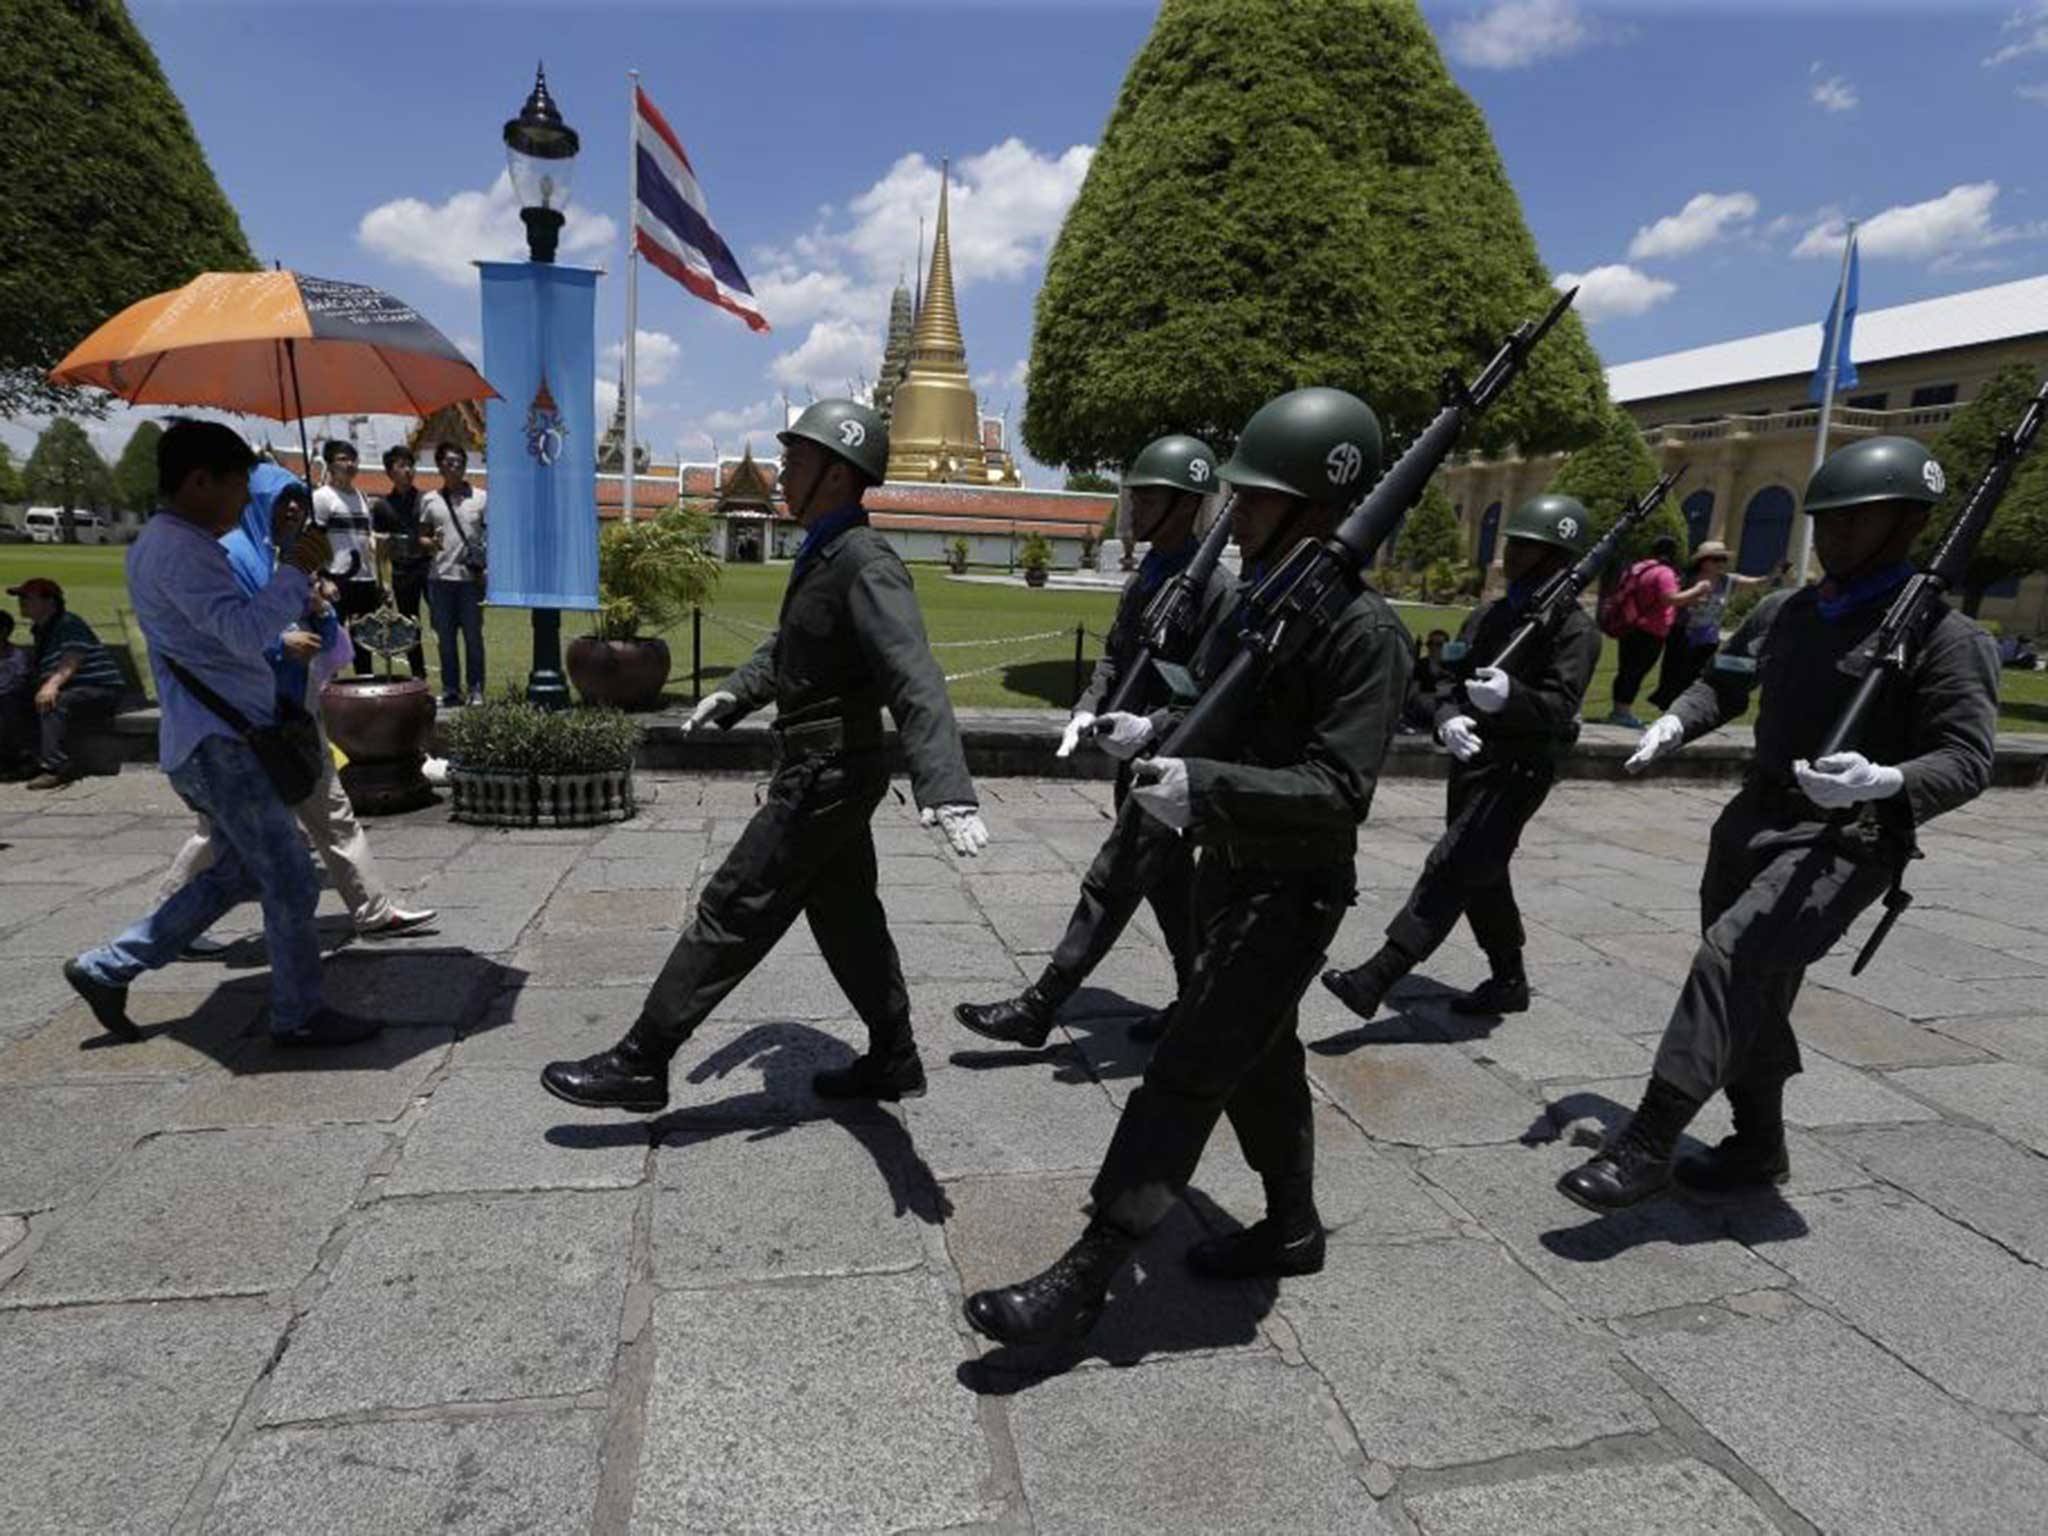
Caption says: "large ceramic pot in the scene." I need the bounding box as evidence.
[320,675,437,814]
[1024,567,1048,589]
[567,635,671,710]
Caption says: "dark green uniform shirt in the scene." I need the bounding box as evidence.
[1431,596,1601,764]
[724,519,977,811]
[1075,545,1236,717]
[1672,585,1998,829]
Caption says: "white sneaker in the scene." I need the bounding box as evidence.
[356,906,436,940]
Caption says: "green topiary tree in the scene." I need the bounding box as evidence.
[1398,482,1464,571]
[595,506,722,639]
[1545,402,1685,576]
[0,0,256,419]
[1063,469,1117,493]
[1023,0,1607,473]
[0,442,21,505]
[111,420,163,516]
[1912,362,2048,617]
[24,419,113,541]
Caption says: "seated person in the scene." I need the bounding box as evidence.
[9,577,127,790]
[0,610,34,778]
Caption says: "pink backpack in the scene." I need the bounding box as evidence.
[1597,559,1654,638]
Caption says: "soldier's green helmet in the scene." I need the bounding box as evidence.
[1219,388,1383,504]
[778,398,890,485]
[1504,494,1591,557]
[1125,434,1220,496]
[1803,435,1947,516]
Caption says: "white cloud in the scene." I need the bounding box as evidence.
[681,398,784,458]
[357,171,616,287]
[1627,191,1759,261]
[1793,182,2011,263]
[973,359,1031,395]
[1553,264,1677,323]
[1810,74,1859,112]
[2018,81,2048,103]
[600,329,683,388]
[768,318,879,396]
[1986,3,2048,67]
[1447,0,1590,70]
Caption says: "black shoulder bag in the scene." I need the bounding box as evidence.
[161,656,325,806]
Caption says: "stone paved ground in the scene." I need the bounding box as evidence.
[2,769,2046,1534]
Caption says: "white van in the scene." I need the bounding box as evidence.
[23,508,109,544]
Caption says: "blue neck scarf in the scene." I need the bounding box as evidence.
[793,504,866,577]
[1133,537,1196,598]
[1817,561,1914,623]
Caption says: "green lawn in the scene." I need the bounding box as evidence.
[8,544,2045,731]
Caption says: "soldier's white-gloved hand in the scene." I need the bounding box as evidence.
[934,804,990,857]
[1438,715,1483,763]
[1131,756,1192,829]
[1057,710,1096,759]
[681,691,736,734]
[1624,714,1685,775]
[1091,710,1156,761]
[1794,752,1905,809]
[1465,665,1512,715]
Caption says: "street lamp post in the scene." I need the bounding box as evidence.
[505,64,579,709]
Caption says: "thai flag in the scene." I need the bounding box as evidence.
[632,88,769,333]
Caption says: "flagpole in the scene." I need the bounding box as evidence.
[1797,219,1856,585]
[623,68,640,525]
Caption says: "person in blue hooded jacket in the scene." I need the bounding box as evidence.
[156,461,434,947]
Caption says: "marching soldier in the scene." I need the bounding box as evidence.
[1560,437,1998,1210]
[954,434,1234,1048]
[540,400,990,1113]
[964,388,1412,1346]
[1322,495,1602,1022]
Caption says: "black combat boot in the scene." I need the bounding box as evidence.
[1676,1076,1791,1195]
[1126,1004,1174,1044]
[813,1034,927,1100]
[540,1021,672,1113]
[954,979,1063,1049]
[964,1220,1134,1345]
[1556,1076,1703,1212]
[1320,943,1415,1023]
[1186,1175,1325,1280]
[1451,950,1531,1016]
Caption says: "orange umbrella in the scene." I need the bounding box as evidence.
[50,270,495,437]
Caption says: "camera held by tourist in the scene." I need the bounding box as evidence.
[369,444,434,679]
[311,440,382,668]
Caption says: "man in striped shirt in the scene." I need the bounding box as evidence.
[311,440,380,671]
[8,577,126,790]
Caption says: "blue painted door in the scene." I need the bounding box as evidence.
[1476,501,1502,568]
[1682,489,1715,551]
[1736,487,1794,574]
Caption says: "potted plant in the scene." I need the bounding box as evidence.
[441,691,546,826]
[534,706,642,826]
[946,536,969,575]
[1020,532,1052,589]
[568,506,720,709]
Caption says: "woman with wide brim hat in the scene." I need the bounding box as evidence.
[1648,538,1790,710]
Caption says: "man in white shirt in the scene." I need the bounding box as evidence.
[417,440,488,706]
[311,439,380,674]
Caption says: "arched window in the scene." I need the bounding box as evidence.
[1476,501,1503,568]
[1736,486,1795,574]
[1682,489,1715,552]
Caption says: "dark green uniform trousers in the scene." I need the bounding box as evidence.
[1650,788,1893,1102]
[1090,853,1354,1234]
[1385,757,1554,961]
[1046,770,1197,996]
[636,752,912,1052]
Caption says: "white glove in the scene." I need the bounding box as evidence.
[1465,665,1511,715]
[1092,710,1156,761]
[1794,752,1905,809]
[1057,710,1096,759]
[682,690,736,734]
[1624,714,1685,775]
[934,803,990,857]
[1130,756,1192,829]
[1438,715,1483,763]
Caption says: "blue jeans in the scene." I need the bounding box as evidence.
[428,578,485,699]
[76,734,323,1033]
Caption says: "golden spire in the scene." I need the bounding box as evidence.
[885,156,998,483]
[909,159,965,360]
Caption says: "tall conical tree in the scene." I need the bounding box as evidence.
[1024,0,1606,472]
[0,0,255,419]
[1545,401,1686,571]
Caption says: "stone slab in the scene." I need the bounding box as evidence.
[1007,1353,1390,1535]
[1626,1308,2048,1536]
[454,984,636,1071]
[1789,986,1991,1068]
[1783,1050,1943,1129]
[632,1271,994,1534]
[173,1026,451,1129]
[4,1124,385,1307]
[654,1117,932,1284]
[1886,1060,2048,1152]
[262,1188,634,1421]
[1309,1044,1540,1149]
[0,1080,179,1215]
[1926,1012,2048,1071]
[0,1300,284,1536]
[302,950,505,1028]
[1824,1121,2048,1266]
[653,1017,868,1126]
[1451,995,1654,1084]
[202,1412,604,1535]
[1191,1102,1459,1244]
[0,989,260,1083]
[1508,961,1678,1037]
[1402,1459,1775,1536]
[389,1068,647,1195]
[1277,1237,1655,1468]
[888,920,1025,981]
[721,952,861,1020]
[898,1057,1120,1178]
[541,887,684,934]
[510,930,681,990]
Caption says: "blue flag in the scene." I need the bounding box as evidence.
[477,260,601,610]
[1808,233,1860,403]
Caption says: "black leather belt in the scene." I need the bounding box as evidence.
[773,713,883,763]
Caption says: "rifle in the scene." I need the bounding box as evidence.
[1142,287,1578,766]
[1098,498,1238,717]
[1823,374,2048,974]
[1485,466,1685,674]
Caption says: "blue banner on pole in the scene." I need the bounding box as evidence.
[1808,236,1860,404]
[477,260,601,610]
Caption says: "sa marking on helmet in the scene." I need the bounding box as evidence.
[1187,458,1211,484]
[838,420,867,448]
[1326,442,1364,486]
[1556,516,1579,541]
[1922,460,1945,495]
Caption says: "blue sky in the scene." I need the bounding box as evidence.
[29,1,2048,478]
